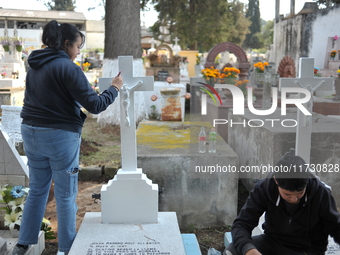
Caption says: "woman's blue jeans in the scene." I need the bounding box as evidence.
[18,124,81,253]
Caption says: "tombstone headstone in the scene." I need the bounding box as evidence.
[279,57,333,163]
[157,69,169,81]
[99,56,158,224]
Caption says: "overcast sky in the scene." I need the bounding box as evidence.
[1,0,309,26]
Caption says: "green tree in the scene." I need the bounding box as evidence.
[41,0,76,11]
[243,0,263,50]
[148,0,250,52]
[105,0,141,59]
[313,0,340,6]
[258,19,274,50]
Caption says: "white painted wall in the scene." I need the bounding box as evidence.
[271,5,340,76]
[309,7,340,70]
[0,28,87,51]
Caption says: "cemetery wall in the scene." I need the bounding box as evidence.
[228,109,340,207]
[310,6,340,70]
[274,15,304,72]
[85,20,105,50]
[273,5,340,72]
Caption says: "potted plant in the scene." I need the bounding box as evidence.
[12,37,23,52]
[330,50,337,60]
[201,66,220,86]
[0,37,11,52]
[253,61,269,88]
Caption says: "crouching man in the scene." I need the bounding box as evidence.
[224,152,340,255]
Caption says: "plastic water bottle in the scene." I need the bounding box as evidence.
[208,128,216,153]
[198,127,206,153]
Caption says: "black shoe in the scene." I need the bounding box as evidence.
[12,244,29,255]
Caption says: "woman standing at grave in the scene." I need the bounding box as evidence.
[13,20,122,255]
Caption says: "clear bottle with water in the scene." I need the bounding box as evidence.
[208,128,216,153]
[198,127,206,153]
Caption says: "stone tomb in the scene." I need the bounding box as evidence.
[0,106,45,254]
[136,121,239,229]
[0,108,28,229]
[0,87,25,106]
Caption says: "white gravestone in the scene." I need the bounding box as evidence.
[279,58,333,163]
[98,56,158,224]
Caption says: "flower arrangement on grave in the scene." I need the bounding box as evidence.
[201,66,220,80]
[331,35,338,48]
[314,68,322,77]
[40,218,56,240]
[1,72,6,78]
[0,184,56,239]
[201,66,240,84]
[253,61,269,73]
[330,50,337,60]
[220,67,240,79]
[12,37,23,52]
[0,184,29,231]
[82,62,91,72]
[0,37,11,52]
[196,53,201,65]
[75,61,91,72]
[90,79,99,94]
[148,105,160,120]
[235,79,251,96]
[337,69,340,79]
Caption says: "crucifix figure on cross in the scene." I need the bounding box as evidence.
[279,57,334,163]
[121,81,143,127]
[98,56,154,171]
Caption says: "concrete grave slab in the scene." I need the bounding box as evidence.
[69,212,186,255]
[137,121,239,229]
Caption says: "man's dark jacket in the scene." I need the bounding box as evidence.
[21,47,118,134]
[232,173,340,254]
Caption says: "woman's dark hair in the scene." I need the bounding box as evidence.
[274,153,309,191]
[42,20,85,50]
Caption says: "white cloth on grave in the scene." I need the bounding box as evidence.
[97,59,147,126]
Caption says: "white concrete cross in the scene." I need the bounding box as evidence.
[173,36,180,45]
[118,56,154,171]
[279,58,334,163]
[99,58,158,224]
[98,56,154,171]
[149,38,156,49]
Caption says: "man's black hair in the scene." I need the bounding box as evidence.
[274,152,309,192]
